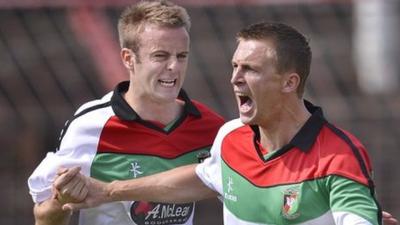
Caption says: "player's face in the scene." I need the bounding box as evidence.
[231,39,286,126]
[130,24,189,103]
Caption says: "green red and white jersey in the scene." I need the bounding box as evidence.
[28,81,224,225]
[196,101,381,225]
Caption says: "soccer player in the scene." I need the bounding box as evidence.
[27,1,224,225]
[59,22,398,225]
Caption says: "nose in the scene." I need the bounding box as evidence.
[231,68,244,86]
[167,58,179,71]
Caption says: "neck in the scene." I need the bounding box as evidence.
[258,99,310,152]
[124,87,183,125]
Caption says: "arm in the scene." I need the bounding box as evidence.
[31,167,79,225]
[383,211,398,225]
[327,176,380,225]
[34,199,71,225]
[33,167,87,225]
[53,167,88,205]
[63,164,218,211]
[29,99,107,224]
[110,164,216,203]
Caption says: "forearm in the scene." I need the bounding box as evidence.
[108,164,217,203]
[34,198,71,225]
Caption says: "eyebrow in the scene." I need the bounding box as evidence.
[151,50,189,55]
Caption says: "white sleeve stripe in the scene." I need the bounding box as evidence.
[333,211,374,225]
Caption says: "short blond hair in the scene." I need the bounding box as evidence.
[118,0,191,53]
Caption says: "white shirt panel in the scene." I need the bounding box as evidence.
[333,211,374,225]
[195,119,244,195]
[28,93,114,203]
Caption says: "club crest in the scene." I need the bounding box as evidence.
[281,187,301,220]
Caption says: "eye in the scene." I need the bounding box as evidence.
[151,51,169,61]
[242,65,251,71]
[242,65,256,72]
[177,53,188,60]
[154,54,167,59]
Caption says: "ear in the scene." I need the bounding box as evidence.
[121,48,135,70]
[282,72,300,94]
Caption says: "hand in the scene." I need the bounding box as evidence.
[61,174,111,211]
[53,167,88,205]
[383,211,398,225]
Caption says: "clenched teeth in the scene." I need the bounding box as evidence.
[159,79,176,87]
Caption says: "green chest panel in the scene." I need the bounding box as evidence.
[221,161,330,224]
[91,149,208,182]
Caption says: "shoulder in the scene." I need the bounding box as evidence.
[214,119,245,142]
[322,123,370,166]
[221,118,244,130]
[56,92,115,149]
[317,122,372,185]
[74,91,113,116]
[66,92,114,133]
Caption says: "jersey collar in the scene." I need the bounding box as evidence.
[290,100,326,152]
[251,100,326,155]
[111,81,201,121]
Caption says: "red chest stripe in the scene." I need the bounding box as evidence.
[221,125,371,187]
[98,115,222,158]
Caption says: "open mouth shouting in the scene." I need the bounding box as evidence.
[237,93,253,113]
[158,79,177,87]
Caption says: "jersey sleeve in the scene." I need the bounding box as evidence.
[27,149,93,203]
[195,125,227,195]
[326,175,380,225]
[28,94,113,203]
[195,141,223,195]
[27,118,96,203]
[28,112,113,203]
[195,119,243,195]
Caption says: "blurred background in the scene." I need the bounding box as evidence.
[0,0,399,224]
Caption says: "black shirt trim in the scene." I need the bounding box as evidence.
[251,100,326,161]
[110,81,201,133]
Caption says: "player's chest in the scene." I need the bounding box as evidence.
[221,159,332,225]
